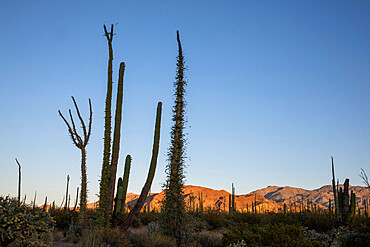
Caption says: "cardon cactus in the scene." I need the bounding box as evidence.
[331,158,356,224]
[336,179,356,224]
[113,178,124,216]
[113,154,132,217]
[121,155,131,212]
[229,183,236,214]
[114,102,162,230]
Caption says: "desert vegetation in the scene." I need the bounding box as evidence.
[1,25,369,247]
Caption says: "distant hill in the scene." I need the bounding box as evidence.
[86,184,369,213]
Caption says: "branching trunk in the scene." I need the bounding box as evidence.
[59,97,92,226]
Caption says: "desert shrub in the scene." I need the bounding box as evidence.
[127,227,176,247]
[225,212,262,226]
[146,221,162,234]
[195,230,222,247]
[222,222,318,247]
[49,207,79,230]
[187,214,210,233]
[136,211,158,225]
[227,239,247,247]
[300,212,335,232]
[335,225,370,247]
[81,227,129,247]
[202,209,226,229]
[302,227,332,246]
[260,212,300,226]
[350,214,370,234]
[0,196,55,247]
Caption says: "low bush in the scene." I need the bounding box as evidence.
[0,196,55,246]
[81,227,129,247]
[202,209,226,229]
[127,227,176,247]
[48,207,79,230]
[222,222,318,247]
[195,230,223,247]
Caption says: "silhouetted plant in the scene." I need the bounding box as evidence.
[229,183,236,214]
[64,175,70,210]
[99,24,126,225]
[113,155,131,217]
[58,96,92,226]
[73,187,79,211]
[116,102,162,230]
[360,168,370,188]
[161,30,188,246]
[15,158,21,203]
[331,156,339,217]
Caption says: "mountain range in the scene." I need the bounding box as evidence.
[87,184,370,213]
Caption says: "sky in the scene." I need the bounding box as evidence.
[0,1,369,205]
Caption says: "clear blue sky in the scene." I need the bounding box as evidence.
[0,1,369,205]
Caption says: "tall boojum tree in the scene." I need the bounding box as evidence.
[161,30,188,246]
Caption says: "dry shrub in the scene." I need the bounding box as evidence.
[196,230,223,247]
[127,227,176,247]
[80,227,129,247]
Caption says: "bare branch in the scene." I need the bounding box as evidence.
[103,24,114,43]
[86,98,93,145]
[71,96,87,140]
[15,158,21,169]
[58,110,79,146]
[68,109,83,145]
[360,168,370,188]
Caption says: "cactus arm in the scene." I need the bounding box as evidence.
[121,155,132,212]
[331,156,338,216]
[65,175,70,210]
[119,102,162,230]
[108,62,126,213]
[15,158,21,203]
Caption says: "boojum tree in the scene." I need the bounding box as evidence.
[161,30,188,246]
